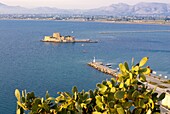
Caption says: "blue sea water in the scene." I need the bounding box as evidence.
[0,20,170,113]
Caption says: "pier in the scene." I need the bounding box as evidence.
[88,62,118,77]
[88,59,170,113]
[88,60,170,91]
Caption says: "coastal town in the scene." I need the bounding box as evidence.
[1,14,170,25]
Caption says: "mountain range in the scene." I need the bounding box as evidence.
[1,2,170,16]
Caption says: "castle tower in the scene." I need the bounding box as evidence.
[53,33,60,38]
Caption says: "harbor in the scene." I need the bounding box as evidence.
[2,19,170,114]
[88,58,170,113]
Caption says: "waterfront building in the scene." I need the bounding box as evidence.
[42,32,97,43]
[43,32,75,42]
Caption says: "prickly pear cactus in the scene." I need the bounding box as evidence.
[15,57,165,114]
[94,57,165,114]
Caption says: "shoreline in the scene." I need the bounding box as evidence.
[89,20,170,26]
[1,18,170,26]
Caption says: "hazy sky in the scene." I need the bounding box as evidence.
[1,0,170,9]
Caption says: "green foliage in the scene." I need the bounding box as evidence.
[15,57,165,114]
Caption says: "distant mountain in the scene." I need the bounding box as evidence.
[132,2,170,15]
[0,3,7,6]
[0,3,83,14]
[85,3,133,16]
[0,3,29,14]
[0,2,170,16]
[85,2,170,16]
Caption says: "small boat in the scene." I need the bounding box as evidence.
[105,63,112,68]
[82,50,87,53]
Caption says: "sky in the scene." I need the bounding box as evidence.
[1,0,170,9]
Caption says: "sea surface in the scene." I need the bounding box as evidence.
[0,20,170,113]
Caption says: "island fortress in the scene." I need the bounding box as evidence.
[41,32,97,43]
